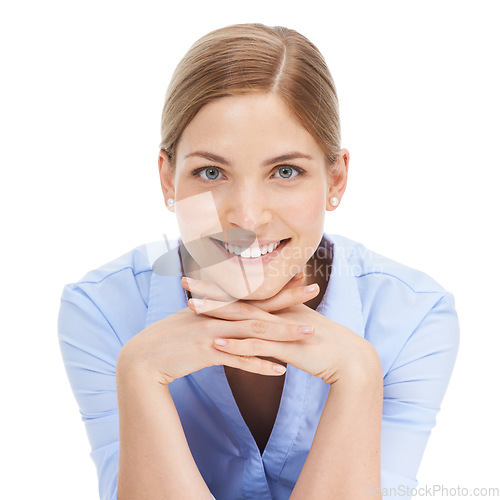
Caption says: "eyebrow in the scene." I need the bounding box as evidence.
[184,150,314,167]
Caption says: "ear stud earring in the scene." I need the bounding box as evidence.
[167,198,175,207]
[329,196,339,207]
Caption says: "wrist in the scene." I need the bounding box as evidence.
[332,343,383,388]
[117,341,170,387]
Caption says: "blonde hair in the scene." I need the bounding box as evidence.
[159,23,341,173]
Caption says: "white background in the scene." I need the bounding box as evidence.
[1,1,498,498]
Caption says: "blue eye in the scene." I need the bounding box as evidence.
[190,165,305,183]
[273,166,303,179]
[197,167,221,181]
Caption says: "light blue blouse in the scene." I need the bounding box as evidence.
[58,233,460,500]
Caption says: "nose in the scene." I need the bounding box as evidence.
[221,181,272,233]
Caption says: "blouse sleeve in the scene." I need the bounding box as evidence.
[379,291,460,498]
[58,284,122,500]
[58,283,218,500]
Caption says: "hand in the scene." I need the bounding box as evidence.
[183,276,382,386]
[182,271,318,316]
[254,303,381,384]
[117,273,318,385]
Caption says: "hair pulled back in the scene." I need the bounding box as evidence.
[159,23,341,173]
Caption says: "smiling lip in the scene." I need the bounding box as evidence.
[211,238,284,248]
[211,237,290,264]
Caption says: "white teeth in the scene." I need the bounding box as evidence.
[223,240,281,258]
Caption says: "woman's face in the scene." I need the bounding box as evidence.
[159,92,348,300]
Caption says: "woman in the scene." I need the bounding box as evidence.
[58,23,460,499]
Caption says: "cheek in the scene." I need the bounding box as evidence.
[175,190,223,242]
[279,190,325,228]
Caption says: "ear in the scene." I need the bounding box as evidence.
[158,149,176,212]
[326,148,349,211]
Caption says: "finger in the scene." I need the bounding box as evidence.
[213,350,287,376]
[181,276,235,302]
[243,282,320,313]
[184,273,318,316]
[188,294,314,324]
[215,317,315,341]
[188,297,273,321]
[182,272,304,302]
[213,336,297,363]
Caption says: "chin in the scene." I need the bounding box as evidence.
[237,287,276,301]
[213,276,283,302]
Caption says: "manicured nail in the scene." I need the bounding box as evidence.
[189,298,204,307]
[300,325,314,335]
[273,364,286,374]
[214,338,227,346]
[304,284,319,293]
[182,276,196,285]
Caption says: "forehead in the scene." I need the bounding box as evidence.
[177,93,322,159]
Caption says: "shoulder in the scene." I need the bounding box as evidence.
[327,233,449,296]
[62,242,153,302]
[58,241,163,344]
[324,233,459,373]
[67,242,153,287]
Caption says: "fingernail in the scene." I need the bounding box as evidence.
[304,284,318,293]
[293,272,304,280]
[273,364,286,374]
[189,298,204,307]
[182,276,196,285]
[214,338,227,346]
[300,325,314,334]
